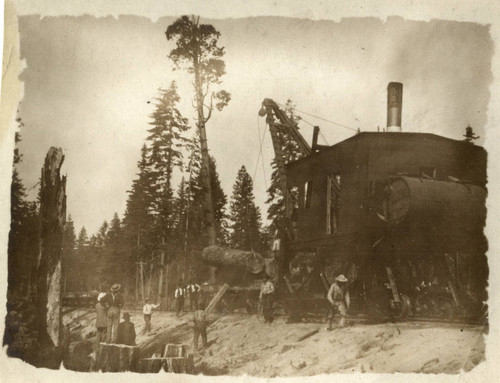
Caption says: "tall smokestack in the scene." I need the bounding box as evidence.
[387,82,403,132]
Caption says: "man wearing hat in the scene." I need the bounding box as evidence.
[103,283,124,343]
[327,274,350,330]
[94,292,108,348]
[259,275,275,323]
[116,312,136,346]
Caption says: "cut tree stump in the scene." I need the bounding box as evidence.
[139,344,194,374]
[96,343,140,372]
[138,357,164,373]
[164,356,194,374]
[164,343,188,357]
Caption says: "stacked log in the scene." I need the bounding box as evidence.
[96,343,140,372]
[202,246,265,274]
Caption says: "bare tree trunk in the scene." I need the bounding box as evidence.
[140,261,145,300]
[158,237,165,298]
[36,147,66,369]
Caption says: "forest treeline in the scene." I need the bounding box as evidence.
[7,16,303,304]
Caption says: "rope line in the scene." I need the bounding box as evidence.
[276,101,358,132]
[253,115,268,187]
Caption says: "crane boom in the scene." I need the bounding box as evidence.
[258,98,313,219]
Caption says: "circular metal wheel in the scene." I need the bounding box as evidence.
[436,296,456,319]
[391,294,411,321]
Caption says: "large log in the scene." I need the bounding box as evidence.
[35,147,66,368]
[202,246,265,274]
[96,343,140,372]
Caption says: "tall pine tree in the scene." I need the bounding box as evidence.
[229,166,263,251]
[147,82,190,242]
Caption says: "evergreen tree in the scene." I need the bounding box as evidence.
[96,220,108,248]
[147,82,190,241]
[61,215,76,291]
[76,227,89,250]
[123,144,156,263]
[7,122,41,300]
[229,166,263,251]
[63,215,76,253]
[184,142,228,247]
[166,16,231,251]
[266,99,304,231]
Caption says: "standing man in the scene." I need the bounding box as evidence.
[95,292,108,348]
[116,312,136,346]
[103,283,124,343]
[174,282,185,317]
[142,298,160,335]
[192,304,208,351]
[259,275,275,323]
[327,274,350,330]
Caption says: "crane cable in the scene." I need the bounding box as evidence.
[253,115,268,190]
[276,101,358,132]
[299,116,330,146]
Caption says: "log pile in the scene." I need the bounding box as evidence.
[202,246,265,274]
[95,343,140,372]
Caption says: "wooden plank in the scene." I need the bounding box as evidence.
[205,283,230,314]
[297,329,319,342]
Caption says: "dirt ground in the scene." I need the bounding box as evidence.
[63,308,486,376]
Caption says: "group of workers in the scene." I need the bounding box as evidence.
[93,273,350,352]
[259,273,350,328]
[93,281,206,350]
[94,283,136,346]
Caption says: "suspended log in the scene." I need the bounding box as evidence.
[202,246,265,274]
[35,147,66,368]
[96,343,140,372]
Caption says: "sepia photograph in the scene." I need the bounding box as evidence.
[1,0,499,381]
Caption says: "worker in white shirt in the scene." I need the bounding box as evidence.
[142,298,160,334]
[174,282,186,317]
[259,275,275,323]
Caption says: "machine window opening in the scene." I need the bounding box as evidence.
[326,174,341,234]
[304,181,313,209]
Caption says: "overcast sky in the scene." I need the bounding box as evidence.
[15,15,492,234]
